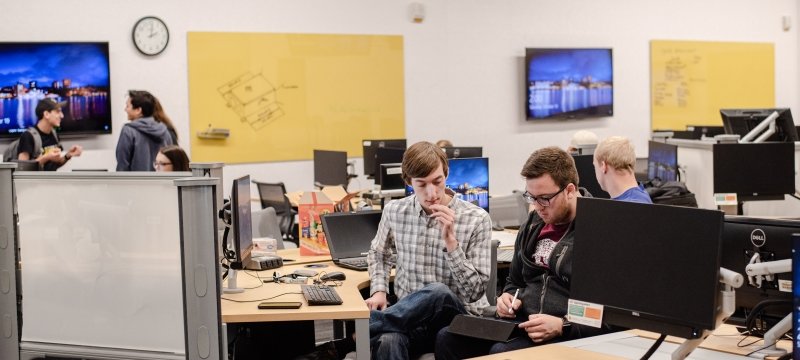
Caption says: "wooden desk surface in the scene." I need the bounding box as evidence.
[470,343,623,360]
[221,261,371,323]
[469,324,790,359]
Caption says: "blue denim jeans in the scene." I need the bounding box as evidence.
[370,283,467,360]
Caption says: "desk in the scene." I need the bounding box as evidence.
[469,324,790,359]
[221,261,370,360]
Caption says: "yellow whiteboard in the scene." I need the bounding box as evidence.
[187,32,405,163]
[650,40,774,130]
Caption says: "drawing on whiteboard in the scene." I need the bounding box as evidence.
[218,72,295,131]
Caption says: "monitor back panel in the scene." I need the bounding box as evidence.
[321,211,382,260]
[571,198,723,336]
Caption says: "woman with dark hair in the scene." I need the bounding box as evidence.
[153,97,178,145]
[154,145,190,172]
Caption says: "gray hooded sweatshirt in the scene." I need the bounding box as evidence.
[115,116,173,171]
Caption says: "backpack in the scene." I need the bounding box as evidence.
[2,127,52,162]
[644,179,698,208]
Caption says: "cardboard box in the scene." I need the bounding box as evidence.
[298,191,335,256]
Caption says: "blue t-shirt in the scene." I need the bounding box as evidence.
[613,185,653,204]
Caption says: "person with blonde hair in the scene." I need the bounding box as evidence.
[593,136,652,203]
[566,130,598,155]
[435,139,453,148]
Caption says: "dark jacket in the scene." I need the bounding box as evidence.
[502,191,615,340]
[115,117,173,171]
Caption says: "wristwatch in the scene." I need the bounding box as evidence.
[64,153,72,161]
[561,315,572,334]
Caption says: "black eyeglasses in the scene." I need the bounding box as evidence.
[522,185,567,207]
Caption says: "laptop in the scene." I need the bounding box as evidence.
[321,210,382,271]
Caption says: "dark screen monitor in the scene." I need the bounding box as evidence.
[525,48,613,120]
[373,147,405,186]
[571,154,610,199]
[404,157,490,212]
[313,149,348,188]
[362,139,406,178]
[647,141,678,182]
[441,146,483,159]
[378,163,405,191]
[0,42,112,138]
[571,198,723,339]
[720,108,799,142]
[713,143,795,201]
[722,216,798,331]
[230,175,254,267]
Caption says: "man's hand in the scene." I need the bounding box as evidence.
[365,291,388,310]
[67,145,83,158]
[496,291,521,318]
[429,204,457,252]
[518,314,563,343]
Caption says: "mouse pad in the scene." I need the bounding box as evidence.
[448,314,523,342]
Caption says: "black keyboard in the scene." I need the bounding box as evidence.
[301,284,343,305]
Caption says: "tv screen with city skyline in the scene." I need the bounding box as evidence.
[0,42,112,138]
[525,48,613,120]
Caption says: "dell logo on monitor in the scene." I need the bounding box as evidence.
[750,229,766,247]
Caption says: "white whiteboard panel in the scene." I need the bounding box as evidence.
[16,177,184,354]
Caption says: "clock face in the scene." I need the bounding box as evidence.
[132,16,169,56]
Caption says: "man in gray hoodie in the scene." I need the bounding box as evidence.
[116,90,173,171]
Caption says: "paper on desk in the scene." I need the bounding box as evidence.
[492,231,518,248]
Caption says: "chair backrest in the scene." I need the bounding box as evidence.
[489,192,529,229]
[251,207,285,250]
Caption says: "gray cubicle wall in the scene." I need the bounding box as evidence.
[3,171,223,360]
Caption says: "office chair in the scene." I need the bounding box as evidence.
[251,207,297,249]
[253,181,297,243]
[489,191,529,230]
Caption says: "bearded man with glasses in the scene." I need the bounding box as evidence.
[436,146,618,359]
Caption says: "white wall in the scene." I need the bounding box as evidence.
[1,0,797,197]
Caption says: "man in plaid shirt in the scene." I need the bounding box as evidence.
[366,141,492,359]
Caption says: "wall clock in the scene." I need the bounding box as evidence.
[132,16,169,56]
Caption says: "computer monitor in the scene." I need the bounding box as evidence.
[647,141,678,182]
[571,198,723,339]
[313,149,348,188]
[404,158,490,213]
[720,108,799,143]
[441,146,483,159]
[378,163,405,191]
[373,147,405,186]
[362,139,406,178]
[721,216,798,332]
[713,143,795,202]
[446,157,490,212]
[230,175,254,267]
[571,154,610,199]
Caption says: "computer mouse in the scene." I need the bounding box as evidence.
[320,271,346,282]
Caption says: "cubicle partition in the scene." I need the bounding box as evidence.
[0,169,224,360]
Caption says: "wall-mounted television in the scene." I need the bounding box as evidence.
[525,48,613,120]
[0,42,112,139]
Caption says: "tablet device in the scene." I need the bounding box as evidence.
[448,314,523,342]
